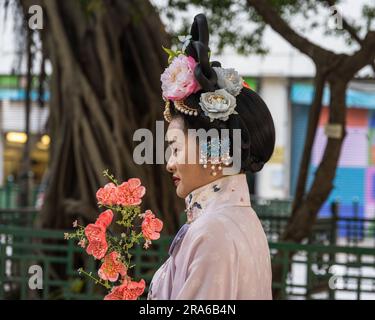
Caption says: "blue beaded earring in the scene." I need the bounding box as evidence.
[199,137,232,176]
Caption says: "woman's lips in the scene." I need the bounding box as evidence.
[172,176,181,187]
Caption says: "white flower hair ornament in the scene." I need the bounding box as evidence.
[197,67,247,122]
[213,67,244,97]
[199,89,238,122]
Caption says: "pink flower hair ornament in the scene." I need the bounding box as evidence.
[160,54,201,101]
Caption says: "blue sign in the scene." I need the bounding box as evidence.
[0,88,50,101]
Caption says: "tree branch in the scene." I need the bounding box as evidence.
[246,0,336,66]
[341,31,375,78]
[322,0,363,43]
[321,0,375,73]
[291,72,326,220]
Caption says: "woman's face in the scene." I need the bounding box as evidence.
[166,117,222,198]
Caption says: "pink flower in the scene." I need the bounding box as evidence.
[85,234,108,260]
[85,223,108,260]
[141,210,163,241]
[96,183,117,206]
[96,179,146,207]
[104,278,146,300]
[85,223,105,242]
[116,178,146,206]
[96,209,114,229]
[98,252,127,282]
[160,54,201,101]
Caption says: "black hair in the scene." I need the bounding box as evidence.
[168,14,275,174]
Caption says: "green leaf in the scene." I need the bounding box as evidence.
[162,46,180,64]
[162,46,176,56]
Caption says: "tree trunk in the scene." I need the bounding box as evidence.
[246,0,375,299]
[20,0,183,233]
[272,76,348,298]
[284,78,347,242]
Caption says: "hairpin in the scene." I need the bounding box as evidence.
[163,99,172,123]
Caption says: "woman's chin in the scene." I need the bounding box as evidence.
[175,184,186,199]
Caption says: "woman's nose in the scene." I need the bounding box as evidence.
[166,157,176,173]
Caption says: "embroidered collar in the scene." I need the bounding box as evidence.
[184,173,251,224]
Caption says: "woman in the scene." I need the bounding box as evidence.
[147,14,275,300]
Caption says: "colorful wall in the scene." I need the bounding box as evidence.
[290,81,375,228]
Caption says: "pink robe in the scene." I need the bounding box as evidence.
[147,173,272,300]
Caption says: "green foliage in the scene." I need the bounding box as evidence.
[161,0,269,55]
[363,4,375,31]
[157,0,375,56]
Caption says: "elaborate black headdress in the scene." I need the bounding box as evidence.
[159,14,273,175]
[161,13,249,123]
[184,14,220,92]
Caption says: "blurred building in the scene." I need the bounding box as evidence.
[241,73,375,223]
[0,75,50,186]
[293,80,375,222]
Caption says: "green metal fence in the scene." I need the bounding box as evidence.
[0,225,172,300]
[0,226,97,299]
[271,241,375,300]
[0,183,39,209]
[1,196,374,300]
[251,197,293,217]
[1,225,374,300]
[0,208,38,228]
[252,198,375,247]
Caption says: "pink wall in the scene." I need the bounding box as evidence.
[312,127,368,167]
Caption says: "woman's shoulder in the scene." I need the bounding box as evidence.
[184,206,263,245]
[188,212,227,236]
[182,213,235,251]
[192,205,255,229]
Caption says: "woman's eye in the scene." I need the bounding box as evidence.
[167,146,179,157]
